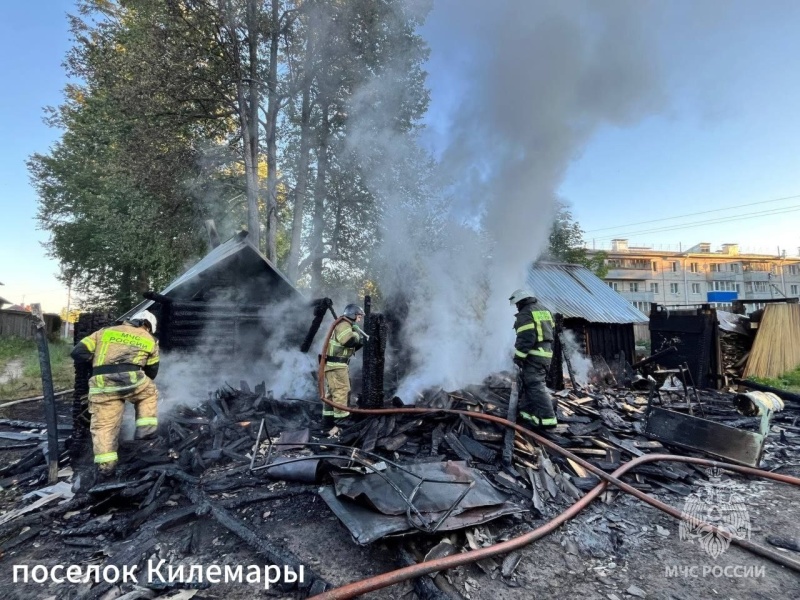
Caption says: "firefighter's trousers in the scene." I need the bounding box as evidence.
[518,358,557,426]
[88,376,158,473]
[324,367,351,419]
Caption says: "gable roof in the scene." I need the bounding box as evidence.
[120,231,305,320]
[526,262,648,324]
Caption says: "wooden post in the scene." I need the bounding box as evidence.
[30,304,60,483]
[502,380,519,467]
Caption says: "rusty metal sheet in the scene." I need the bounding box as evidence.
[644,407,764,466]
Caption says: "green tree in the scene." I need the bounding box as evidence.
[29,0,433,309]
[547,201,608,278]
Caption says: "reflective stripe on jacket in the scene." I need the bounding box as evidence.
[72,323,159,394]
[513,303,554,360]
[325,320,361,370]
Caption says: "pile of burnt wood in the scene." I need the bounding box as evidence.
[1,377,798,598]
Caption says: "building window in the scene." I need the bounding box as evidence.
[652,261,658,272]
[731,263,739,272]
[747,281,769,293]
[632,301,650,313]
[606,281,619,292]
[691,283,701,294]
[689,262,699,273]
[629,282,639,293]
[711,281,737,292]
[670,283,679,294]
[710,263,721,272]
[788,265,799,276]
[671,262,679,272]
[736,283,741,293]
[650,282,659,294]
[791,285,799,296]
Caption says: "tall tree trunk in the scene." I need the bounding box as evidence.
[236,81,260,250]
[310,102,330,294]
[227,3,260,251]
[246,0,261,252]
[265,0,280,263]
[286,29,315,283]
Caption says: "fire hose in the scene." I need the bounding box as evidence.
[314,323,800,599]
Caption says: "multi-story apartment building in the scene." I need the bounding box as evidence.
[590,240,800,313]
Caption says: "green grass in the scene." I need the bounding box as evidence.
[0,336,74,400]
[748,365,800,393]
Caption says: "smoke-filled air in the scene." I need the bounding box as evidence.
[347,0,666,401]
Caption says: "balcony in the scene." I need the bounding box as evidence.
[618,290,655,303]
[605,268,653,280]
[742,271,771,282]
[705,271,739,281]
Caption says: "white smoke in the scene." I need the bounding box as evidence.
[156,293,320,413]
[347,0,665,401]
[560,329,592,387]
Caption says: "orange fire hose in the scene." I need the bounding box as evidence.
[312,373,800,599]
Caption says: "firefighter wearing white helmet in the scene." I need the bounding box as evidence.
[509,289,557,428]
[71,309,161,476]
[321,303,365,427]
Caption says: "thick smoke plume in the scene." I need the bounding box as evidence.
[156,294,319,414]
[352,0,664,400]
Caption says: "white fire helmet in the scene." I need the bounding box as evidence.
[132,309,157,334]
[509,288,536,306]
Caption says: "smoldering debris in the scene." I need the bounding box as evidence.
[1,372,799,597]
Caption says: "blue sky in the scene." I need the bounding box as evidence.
[0,1,73,311]
[2,1,800,312]
[560,1,800,255]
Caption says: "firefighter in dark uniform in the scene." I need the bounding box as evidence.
[509,289,557,427]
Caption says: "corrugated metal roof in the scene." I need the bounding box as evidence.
[526,262,648,324]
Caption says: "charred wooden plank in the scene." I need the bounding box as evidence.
[443,432,472,462]
[219,487,315,509]
[458,434,497,463]
[361,419,380,453]
[431,424,444,456]
[180,484,327,592]
[141,472,166,508]
[0,524,42,553]
[378,433,408,452]
[396,545,453,600]
[502,382,519,467]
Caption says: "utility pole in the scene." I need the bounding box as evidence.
[63,281,72,340]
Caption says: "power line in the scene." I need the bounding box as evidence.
[584,193,800,234]
[591,204,800,241]
[592,205,800,240]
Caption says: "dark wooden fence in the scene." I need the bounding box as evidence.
[0,310,62,340]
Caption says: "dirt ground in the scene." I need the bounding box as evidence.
[0,397,798,599]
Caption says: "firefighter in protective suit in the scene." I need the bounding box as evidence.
[510,289,557,428]
[71,310,160,475]
[322,304,365,427]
